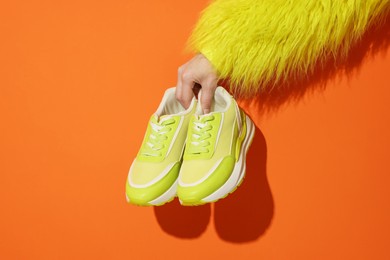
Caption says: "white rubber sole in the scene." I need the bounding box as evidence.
[126,179,178,206]
[149,179,178,206]
[201,115,255,203]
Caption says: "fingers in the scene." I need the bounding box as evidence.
[180,71,195,108]
[176,65,194,109]
[200,79,217,114]
[175,66,184,107]
[176,54,218,112]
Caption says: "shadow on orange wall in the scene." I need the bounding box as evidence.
[214,126,271,242]
[239,15,390,119]
[154,11,390,244]
[154,127,272,242]
[154,200,211,238]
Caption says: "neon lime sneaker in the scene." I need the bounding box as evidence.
[177,87,255,205]
[126,88,196,206]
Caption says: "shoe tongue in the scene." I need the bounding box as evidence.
[196,90,208,115]
[195,101,204,116]
[154,114,172,123]
[197,87,229,115]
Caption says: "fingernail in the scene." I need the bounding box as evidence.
[203,109,210,114]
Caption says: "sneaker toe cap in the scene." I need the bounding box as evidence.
[177,156,235,204]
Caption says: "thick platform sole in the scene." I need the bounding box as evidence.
[180,115,255,206]
[126,179,178,206]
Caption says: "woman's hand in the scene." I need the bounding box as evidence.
[176,53,218,114]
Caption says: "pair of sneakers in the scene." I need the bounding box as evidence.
[125,86,255,206]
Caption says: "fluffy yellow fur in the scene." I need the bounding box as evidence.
[189,0,390,96]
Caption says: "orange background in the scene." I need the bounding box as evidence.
[1,1,390,259]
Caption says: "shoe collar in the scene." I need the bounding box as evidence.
[196,86,232,116]
[154,87,197,122]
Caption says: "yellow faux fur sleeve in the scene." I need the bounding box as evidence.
[189,0,390,96]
